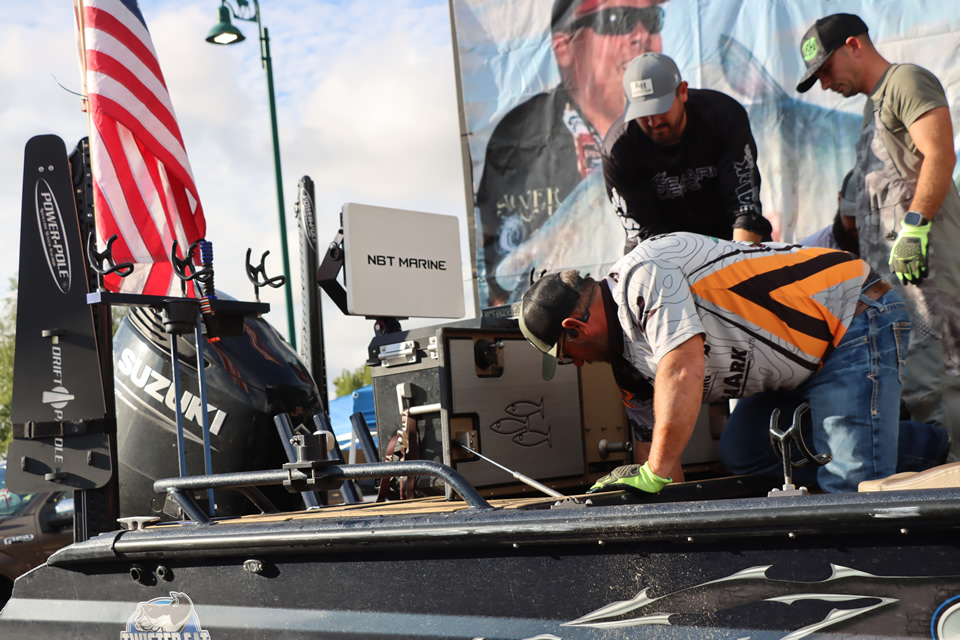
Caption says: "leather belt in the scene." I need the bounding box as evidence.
[855,280,893,316]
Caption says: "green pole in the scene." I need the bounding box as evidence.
[257,21,297,349]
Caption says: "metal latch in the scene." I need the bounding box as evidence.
[379,340,417,367]
[426,336,438,360]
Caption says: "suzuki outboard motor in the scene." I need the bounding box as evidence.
[114,302,322,519]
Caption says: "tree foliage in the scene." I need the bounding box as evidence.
[0,278,17,456]
[332,365,372,398]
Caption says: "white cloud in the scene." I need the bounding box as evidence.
[2,0,473,402]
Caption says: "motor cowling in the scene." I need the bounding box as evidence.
[114,303,322,519]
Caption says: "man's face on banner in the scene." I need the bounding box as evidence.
[554,0,665,124]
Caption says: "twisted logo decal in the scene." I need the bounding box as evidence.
[121,592,210,640]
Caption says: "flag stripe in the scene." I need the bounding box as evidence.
[86,0,150,35]
[93,115,167,258]
[84,5,165,90]
[87,76,196,188]
[105,263,194,297]
[160,164,202,247]
[76,0,206,296]
[135,136,176,244]
[92,92,202,226]
[144,261,174,296]
[90,131,155,261]
[90,181,125,255]
[117,124,176,254]
[86,49,184,149]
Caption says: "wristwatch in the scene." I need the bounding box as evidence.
[903,211,930,226]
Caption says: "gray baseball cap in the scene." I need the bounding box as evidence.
[622,53,682,121]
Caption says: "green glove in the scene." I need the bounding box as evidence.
[588,462,672,494]
[889,217,931,286]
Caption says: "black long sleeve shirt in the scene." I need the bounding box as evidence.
[602,88,770,252]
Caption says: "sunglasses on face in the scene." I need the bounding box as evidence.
[568,6,665,37]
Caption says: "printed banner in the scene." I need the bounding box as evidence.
[450,0,960,308]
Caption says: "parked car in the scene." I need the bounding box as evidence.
[0,460,74,608]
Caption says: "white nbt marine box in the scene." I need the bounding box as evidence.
[342,203,464,319]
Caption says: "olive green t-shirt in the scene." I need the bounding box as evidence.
[863,63,949,156]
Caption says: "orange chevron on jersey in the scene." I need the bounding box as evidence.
[690,248,864,358]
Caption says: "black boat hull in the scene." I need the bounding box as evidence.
[4,488,960,639]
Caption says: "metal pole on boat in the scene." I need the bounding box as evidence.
[454,442,564,499]
[194,315,216,516]
[169,334,188,479]
[161,299,203,498]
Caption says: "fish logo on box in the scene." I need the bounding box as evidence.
[121,592,211,640]
[488,398,553,448]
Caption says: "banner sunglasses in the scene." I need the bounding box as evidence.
[569,6,665,37]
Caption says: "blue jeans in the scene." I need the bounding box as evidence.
[719,290,949,493]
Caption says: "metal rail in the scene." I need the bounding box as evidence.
[153,460,493,523]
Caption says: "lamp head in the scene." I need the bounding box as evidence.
[206,5,246,45]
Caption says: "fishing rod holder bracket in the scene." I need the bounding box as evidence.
[281,432,343,493]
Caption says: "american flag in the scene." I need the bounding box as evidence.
[74,0,206,296]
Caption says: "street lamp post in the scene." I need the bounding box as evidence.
[206,0,296,349]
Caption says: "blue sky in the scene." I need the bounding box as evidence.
[0,0,471,398]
